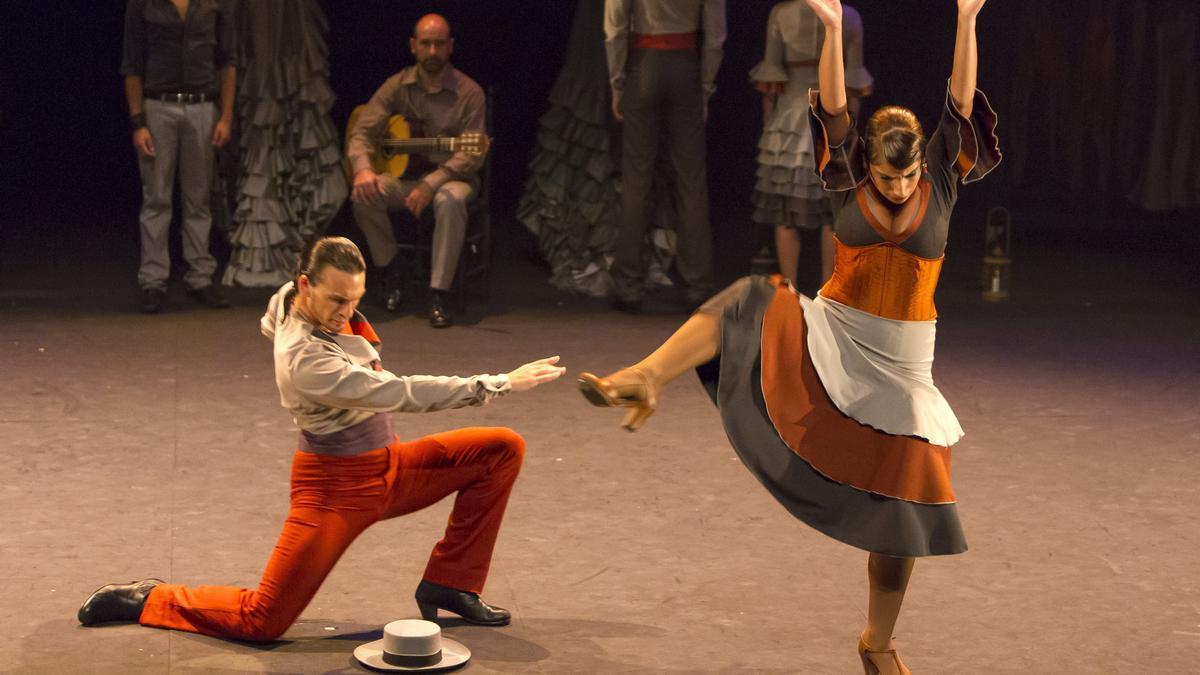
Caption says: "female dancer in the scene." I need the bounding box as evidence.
[578,0,998,672]
[751,0,873,285]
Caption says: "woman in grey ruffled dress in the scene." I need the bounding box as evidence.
[220,0,348,288]
[751,0,872,285]
[518,0,678,297]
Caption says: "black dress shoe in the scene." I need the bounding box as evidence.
[384,287,403,312]
[141,288,166,314]
[78,578,163,625]
[429,290,453,328]
[414,580,510,626]
[187,284,231,309]
[381,262,403,312]
[612,298,642,315]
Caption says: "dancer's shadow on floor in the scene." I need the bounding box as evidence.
[170,616,668,672]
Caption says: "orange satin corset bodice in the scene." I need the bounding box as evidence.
[819,238,943,321]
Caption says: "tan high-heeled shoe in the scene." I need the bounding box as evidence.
[577,367,658,431]
[858,633,911,675]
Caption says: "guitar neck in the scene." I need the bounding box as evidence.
[381,138,457,153]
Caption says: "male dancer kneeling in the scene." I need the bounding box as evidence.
[78,237,564,640]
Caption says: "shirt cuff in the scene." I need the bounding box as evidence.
[422,169,450,193]
[482,374,512,394]
[351,154,374,175]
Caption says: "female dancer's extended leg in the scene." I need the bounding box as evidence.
[577,310,720,430]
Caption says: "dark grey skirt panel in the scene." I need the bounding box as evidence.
[696,276,967,557]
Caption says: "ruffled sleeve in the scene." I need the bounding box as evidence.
[807,89,867,191]
[841,5,874,98]
[927,81,1003,185]
[749,5,788,88]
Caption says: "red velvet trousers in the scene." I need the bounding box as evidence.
[139,426,525,641]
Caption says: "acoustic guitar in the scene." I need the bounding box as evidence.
[344,104,491,180]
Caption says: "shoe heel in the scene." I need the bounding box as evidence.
[621,404,655,431]
[417,601,438,621]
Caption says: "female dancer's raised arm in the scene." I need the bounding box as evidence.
[950,0,988,117]
[805,0,850,145]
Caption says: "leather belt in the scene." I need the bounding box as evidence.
[631,31,697,50]
[146,92,215,104]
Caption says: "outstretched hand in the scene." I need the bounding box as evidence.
[803,0,842,29]
[506,356,566,392]
[958,0,987,19]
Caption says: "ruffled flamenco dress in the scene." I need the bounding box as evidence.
[518,0,679,297]
[221,0,347,287]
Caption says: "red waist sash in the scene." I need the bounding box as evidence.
[631,32,697,50]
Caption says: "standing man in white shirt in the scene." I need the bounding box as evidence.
[605,0,726,313]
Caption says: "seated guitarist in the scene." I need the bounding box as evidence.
[348,13,485,328]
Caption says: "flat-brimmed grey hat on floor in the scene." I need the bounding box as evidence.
[354,619,471,672]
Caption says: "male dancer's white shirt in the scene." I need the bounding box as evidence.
[260,282,510,435]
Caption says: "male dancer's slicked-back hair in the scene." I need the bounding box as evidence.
[865,106,927,171]
[297,237,366,285]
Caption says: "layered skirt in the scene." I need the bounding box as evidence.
[697,276,967,557]
[752,89,832,230]
[221,0,348,288]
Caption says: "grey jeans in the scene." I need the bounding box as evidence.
[613,48,713,302]
[137,98,218,291]
[352,176,474,291]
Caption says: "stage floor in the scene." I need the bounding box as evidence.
[1,233,1197,674]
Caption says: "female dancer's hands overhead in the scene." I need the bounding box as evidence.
[804,0,841,28]
[806,0,850,143]
[957,0,987,19]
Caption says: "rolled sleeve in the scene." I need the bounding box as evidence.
[120,0,147,77]
[215,0,239,69]
[346,77,400,175]
[604,0,631,93]
[700,0,726,99]
[424,84,486,191]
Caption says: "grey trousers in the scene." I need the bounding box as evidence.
[137,99,218,291]
[613,48,713,302]
[352,176,473,291]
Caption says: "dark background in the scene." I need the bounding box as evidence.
[0,1,1194,290]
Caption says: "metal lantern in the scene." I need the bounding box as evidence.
[981,206,1011,302]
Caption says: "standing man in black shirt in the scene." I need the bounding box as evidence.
[121,0,238,313]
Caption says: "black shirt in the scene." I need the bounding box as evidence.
[120,0,238,95]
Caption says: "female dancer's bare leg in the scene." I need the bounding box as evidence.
[861,553,915,675]
[776,224,835,286]
[774,225,802,284]
[577,311,720,430]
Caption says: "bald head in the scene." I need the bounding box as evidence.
[413,13,450,39]
[410,13,453,76]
